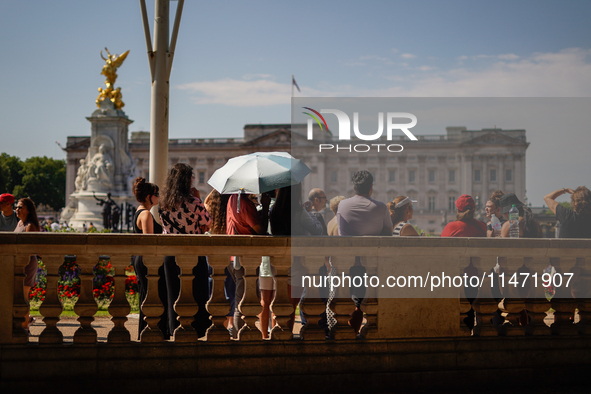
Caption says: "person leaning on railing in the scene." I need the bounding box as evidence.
[204,189,236,337]
[14,197,41,332]
[387,196,419,236]
[499,193,542,238]
[270,182,324,334]
[485,190,505,237]
[544,186,591,238]
[130,177,163,340]
[159,163,212,339]
[441,195,487,237]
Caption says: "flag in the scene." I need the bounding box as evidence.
[292,76,301,93]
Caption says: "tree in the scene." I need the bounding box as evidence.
[12,156,66,211]
[543,202,572,216]
[0,153,23,194]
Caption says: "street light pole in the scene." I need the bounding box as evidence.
[140,0,184,190]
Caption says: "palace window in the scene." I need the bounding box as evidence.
[389,170,396,183]
[428,196,436,211]
[448,196,456,211]
[449,170,455,183]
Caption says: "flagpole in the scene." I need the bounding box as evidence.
[291,75,294,140]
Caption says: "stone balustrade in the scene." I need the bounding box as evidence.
[1,233,591,345]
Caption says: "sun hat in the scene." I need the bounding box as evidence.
[499,193,524,214]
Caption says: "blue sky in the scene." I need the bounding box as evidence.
[1,1,591,205]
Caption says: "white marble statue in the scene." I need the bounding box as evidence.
[87,144,114,191]
[74,159,88,191]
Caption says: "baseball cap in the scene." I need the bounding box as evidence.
[0,193,15,204]
[455,194,476,212]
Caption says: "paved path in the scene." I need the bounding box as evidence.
[27,312,556,342]
[28,314,141,342]
[27,314,304,342]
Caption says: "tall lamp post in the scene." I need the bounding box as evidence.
[139,0,184,190]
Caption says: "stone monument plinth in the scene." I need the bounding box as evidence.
[64,100,138,231]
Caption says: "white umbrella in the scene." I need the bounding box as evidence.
[207,151,310,195]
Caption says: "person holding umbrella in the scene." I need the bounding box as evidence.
[210,151,313,339]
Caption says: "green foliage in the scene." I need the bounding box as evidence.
[12,156,66,211]
[0,153,23,194]
[413,224,435,236]
[543,202,572,216]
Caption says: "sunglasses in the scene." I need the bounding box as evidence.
[15,206,25,210]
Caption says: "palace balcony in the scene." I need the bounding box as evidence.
[1,233,591,392]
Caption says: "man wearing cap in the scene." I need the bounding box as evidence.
[0,193,18,232]
[441,194,487,237]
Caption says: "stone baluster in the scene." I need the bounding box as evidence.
[237,255,263,341]
[270,255,295,341]
[472,257,499,337]
[459,257,474,335]
[12,254,29,344]
[331,255,358,340]
[173,256,199,342]
[73,254,99,344]
[206,255,233,341]
[140,256,165,342]
[38,255,64,344]
[501,257,526,336]
[524,259,552,336]
[460,293,473,336]
[358,257,379,340]
[299,256,326,341]
[574,258,591,334]
[107,254,131,343]
[550,257,578,336]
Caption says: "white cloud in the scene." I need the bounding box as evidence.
[177,78,329,106]
[497,53,519,60]
[177,49,591,107]
[401,53,416,59]
[370,48,591,97]
[242,73,273,80]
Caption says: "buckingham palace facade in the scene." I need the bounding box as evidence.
[65,124,528,235]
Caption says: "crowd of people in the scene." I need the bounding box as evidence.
[4,164,591,339]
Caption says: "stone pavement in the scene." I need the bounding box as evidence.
[27,314,304,342]
[26,311,555,342]
[28,314,141,342]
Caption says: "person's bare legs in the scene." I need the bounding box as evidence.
[22,285,31,330]
[349,306,364,334]
[260,289,275,339]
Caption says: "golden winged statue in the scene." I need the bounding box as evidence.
[96,48,130,110]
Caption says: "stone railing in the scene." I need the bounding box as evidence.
[1,233,591,345]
